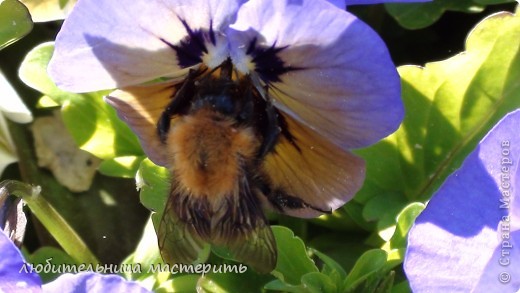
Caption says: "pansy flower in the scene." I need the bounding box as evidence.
[404,109,520,292]
[0,224,150,292]
[49,0,405,214]
[48,0,409,271]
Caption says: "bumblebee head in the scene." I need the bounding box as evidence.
[191,79,237,117]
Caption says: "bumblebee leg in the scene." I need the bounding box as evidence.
[157,69,199,143]
[254,174,330,214]
[268,189,330,214]
[238,98,254,126]
[257,92,281,158]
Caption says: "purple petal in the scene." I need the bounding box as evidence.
[228,0,403,150]
[326,0,346,8]
[404,110,520,292]
[474,231,520,291]
[48,0,245,92]
[0,229,41,292]
[42,272,150,293]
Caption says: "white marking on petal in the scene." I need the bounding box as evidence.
[16,281,28,288]
[202,36,229,69]
[230,49,253,74]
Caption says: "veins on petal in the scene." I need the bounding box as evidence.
[247,38,300,83]
[161,18,218,68]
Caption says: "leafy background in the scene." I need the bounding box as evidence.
[0,0,518,292]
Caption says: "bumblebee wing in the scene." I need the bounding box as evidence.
[158,191,209,265]
[262,112,366,218]
[211,176,277,274]
[221,222,276,274]
[105,82,180,166]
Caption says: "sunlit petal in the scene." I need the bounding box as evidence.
[229,0,403,149]
[49,0,244,92]
[474,231,520,292]
[262,113,365,218]
[404,110,520,292]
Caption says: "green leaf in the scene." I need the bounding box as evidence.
[385,0,487,30]
[384,0,515,29]
[28,246,77,283]
[386,1,517,29]
[311,249,347,279]
[313,201,370,232]
[474,0,516,4]
[390,280,412,293]
[19,42,143,159]
[60,93,143,159]
[271,226,318,285]
[379,203,425,270]
[373,271,395,293]
[197,265,273,293]
[37,95,60,108]
[309,233,372,276]
[121,217,162,281]
[157,275,199,293]
[388,203,425,250]
[264,280,305,293]
[265,273,337,293]
[18,42,77,101]
[0,0,32,50]
[98,156,144,178]
[137,158,170,215]
[137,158,171,251]
[362,192,408,241]
[343,249,387,290]
[357,7,520,228]
[301,272,337,293]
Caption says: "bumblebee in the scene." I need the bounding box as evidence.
[106,59,365,273]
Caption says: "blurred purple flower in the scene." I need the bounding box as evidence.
[404,110,520,292]
[0,228,40,292]
[0,229,150,293]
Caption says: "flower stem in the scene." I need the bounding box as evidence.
[0,180,100,265]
